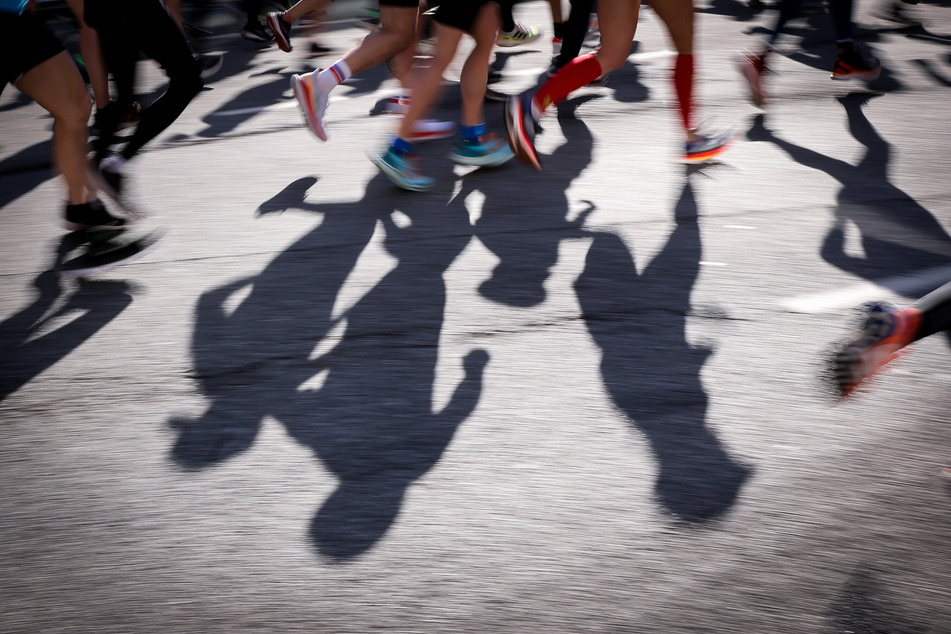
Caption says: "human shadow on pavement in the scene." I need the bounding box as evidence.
[0,234,134,402]
[0,140,56,208]
[170,173,487,561]
[195,71,291,138]
[746,96,951,287]
[470,97,750,522]
[827,564,930,634]
[467,95,599,308]
[574,173,752,523]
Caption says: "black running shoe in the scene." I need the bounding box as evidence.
[63,199,126,233]
[267,11,293,51]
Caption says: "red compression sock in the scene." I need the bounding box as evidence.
[673,54,695,131]
[532,54,604,114]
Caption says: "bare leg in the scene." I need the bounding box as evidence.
[283,0,330,25]
[15,51,95,205]
[342,4,419,75]
[397,22,463,139]
[592,0,640,73]
[459,2,499,127]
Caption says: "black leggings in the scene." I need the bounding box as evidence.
[914,281,951,341]
[86,0,202,162]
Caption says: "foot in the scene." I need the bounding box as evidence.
[683,127,733,163]
[290,72,329,142]
[504,94,542,171]
[63,198,127,233]
[496,22,542,47]
[831,301,922,399]
[196,53,224,80]
[370,145,434,192]
[267,12,293,52]
[449,133,514,167]
[737,49,769,107]
[832,41,882,81]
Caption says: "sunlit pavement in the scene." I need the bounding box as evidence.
[2,1,951,631]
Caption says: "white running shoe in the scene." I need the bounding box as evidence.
[290,72,329,142]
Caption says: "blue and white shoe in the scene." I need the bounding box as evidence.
[370,145,434,191]
[449,133,514,167]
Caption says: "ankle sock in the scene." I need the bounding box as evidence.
[459,123,487,142]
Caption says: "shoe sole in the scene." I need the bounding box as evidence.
[496,36,541,47]
[504,97,542,171]
[831,67,882,81]
[267,13,292,52]
[291,75,328,142]
[681,143,731,164]
[368,151,433,192]
[449,148,514,167]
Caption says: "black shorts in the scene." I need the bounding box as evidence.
[434,0,493,32]
[0,11,64,89]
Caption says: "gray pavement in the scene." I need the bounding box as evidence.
[2,1,951,632]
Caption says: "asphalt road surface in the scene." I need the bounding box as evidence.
[2,1,951,632]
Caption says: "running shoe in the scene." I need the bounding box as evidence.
[197,53,224,80]
[504,94,542,171]
[98,153,126,196]
[683,128,733,163]
[831,301,922,399]
[449,133,515,167]
[831,42,882,81]
[497,23,542,47]
[63,199,127,233]
[370,145,434,191]
[737,49,769,107]
[552,36,563,56]
[267,11,293,52]
[383,95,411,115]
[291,72,329,142]
[408,119,457,143]
[242,22,274,43]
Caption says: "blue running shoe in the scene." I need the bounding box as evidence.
[449,133,514,167]
[370,145,434,191]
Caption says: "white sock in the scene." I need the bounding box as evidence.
[315,60,352,93]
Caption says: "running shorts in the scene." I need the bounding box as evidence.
[434,0,494,32]
[0,11,64,90]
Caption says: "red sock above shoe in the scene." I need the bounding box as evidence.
[673,54,695,132]
[532,54,603,114]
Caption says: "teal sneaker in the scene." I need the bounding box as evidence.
[370,145,434,191]
[449,133,514,167]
